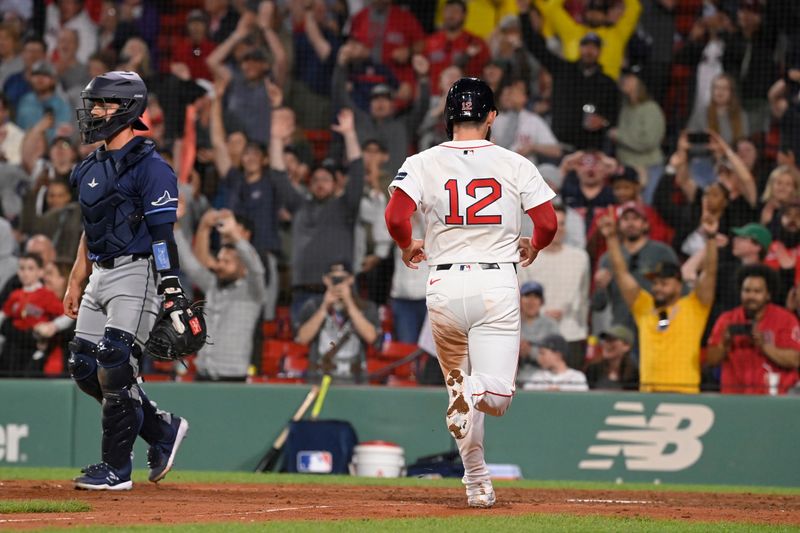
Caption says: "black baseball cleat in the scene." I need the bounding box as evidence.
[147,416,189,483]
[74,462,132,491]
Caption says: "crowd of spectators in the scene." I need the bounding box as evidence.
[1,0,799,395]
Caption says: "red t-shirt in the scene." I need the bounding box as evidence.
[3,286,64,331]
[424,30,491,92]
[350,6,425,89]
[708,304,800,395]
[587,204,674,267]
[172,37,216,81]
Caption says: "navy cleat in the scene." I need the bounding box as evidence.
[74,462,132,491]
[147,416,189,483]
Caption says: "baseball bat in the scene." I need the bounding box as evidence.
[310,374,332,420]
[254,385,319,473]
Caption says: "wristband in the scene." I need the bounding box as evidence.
[152,240,180,274]
[158,275,183,296]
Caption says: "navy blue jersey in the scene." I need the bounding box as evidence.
[224,168,281,254]
[71,136,178,262]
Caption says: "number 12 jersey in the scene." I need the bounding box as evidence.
[389,139,555,266]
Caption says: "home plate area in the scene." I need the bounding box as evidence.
[2,480,799,529]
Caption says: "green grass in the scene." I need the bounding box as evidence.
[2,466,799,496]
[33,514,800,533]
[0,499,90,514]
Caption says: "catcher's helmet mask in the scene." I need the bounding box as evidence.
[76,71,149,144]
[444,77,498,140]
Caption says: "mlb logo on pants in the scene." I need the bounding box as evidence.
[297,451,333,473]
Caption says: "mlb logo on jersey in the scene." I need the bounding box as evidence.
[296,450,333,473]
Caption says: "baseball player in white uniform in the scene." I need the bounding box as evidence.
[385,77,558,507]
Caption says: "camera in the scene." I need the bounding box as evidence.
[330,275,346,285]
[727,323,752,337]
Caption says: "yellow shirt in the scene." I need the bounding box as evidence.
[435,0,519,40]
[538,0,642,80]
[632,290,711,394]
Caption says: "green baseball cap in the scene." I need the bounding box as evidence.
[732,223,772,249]
[599,324,634,345]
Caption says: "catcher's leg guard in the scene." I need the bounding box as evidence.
[138,384,174,445]
[129,343,170,443]
[97,328,143,471]
[68,337,103,403]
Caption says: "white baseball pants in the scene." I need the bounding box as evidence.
[426,262,520,486]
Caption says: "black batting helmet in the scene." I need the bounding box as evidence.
[444,77,497,140]
[76,71,148,144]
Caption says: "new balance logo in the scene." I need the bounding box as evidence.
[87,177,99,188]
[578,402,714,472]
[0,424,29,462]
[151,191,178,207]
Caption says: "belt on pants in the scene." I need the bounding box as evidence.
[96,254,150,269]
[435,262,515,271]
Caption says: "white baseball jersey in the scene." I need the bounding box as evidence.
[388,139,555,265]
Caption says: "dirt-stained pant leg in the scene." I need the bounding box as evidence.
[426,265,520,488]
[466,271,520,416]
[427,299,469,376]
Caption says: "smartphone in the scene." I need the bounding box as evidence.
[727,323,752,336]
[687,131,710,145]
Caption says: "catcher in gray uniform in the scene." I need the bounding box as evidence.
[64,71,206,490]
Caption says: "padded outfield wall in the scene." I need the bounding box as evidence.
[0,379,797,487]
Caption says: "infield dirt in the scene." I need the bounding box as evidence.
[1,480,799,529]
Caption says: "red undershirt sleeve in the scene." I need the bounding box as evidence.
[527,201,557,250]
[385,188,417,249]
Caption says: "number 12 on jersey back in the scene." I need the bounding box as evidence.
[444,178,503,225]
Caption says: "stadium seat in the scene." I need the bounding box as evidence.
[365,342,421,382]
[380,341,420,378]
[386,375,418,387]
[262,340,309,377]
[283,352,309,377]
[274,306,293,340]
[142,374,172,382]
[379,341,419,360]
[378,305,393,338]
[262,320,278,339]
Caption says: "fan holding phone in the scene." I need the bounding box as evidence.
[706,264,800,395]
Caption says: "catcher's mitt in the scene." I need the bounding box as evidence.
[144,295,207,361]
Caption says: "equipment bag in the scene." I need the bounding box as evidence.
[282,420,358,474]
[405,450,465,478]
